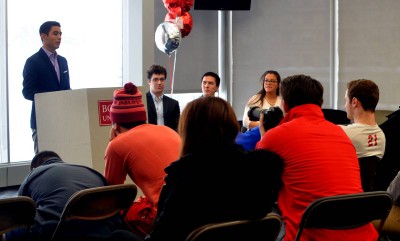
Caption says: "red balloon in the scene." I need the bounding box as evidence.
[180,12,193,38]
[163,0,182,16]
[164,11,193,38]
[181,0,194,12]
[163,0,193,38]
[165,12,178,23]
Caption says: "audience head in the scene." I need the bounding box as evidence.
[345,79,379,113]
[110,82,147,129]
[259,70,281,96]
[280,74,323,111]
[201,72,220,97]
[147,65,167,96]
[178,97,239,156]
[31,150,61,170]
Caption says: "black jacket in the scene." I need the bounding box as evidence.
[374,108,400,190]
[146,92,180,131]
[148,143,283,241]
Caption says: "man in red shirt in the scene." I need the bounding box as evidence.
[256,74,378,241]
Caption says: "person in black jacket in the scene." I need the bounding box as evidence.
[145,65,180,131]
[374,108,400,190]
[146,97,283,241]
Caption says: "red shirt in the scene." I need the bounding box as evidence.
[256,104,378,241]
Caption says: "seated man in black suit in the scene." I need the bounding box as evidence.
[145,65,180,131]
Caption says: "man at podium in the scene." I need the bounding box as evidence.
[22,21,71,154]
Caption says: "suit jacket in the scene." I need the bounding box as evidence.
[146,91,180,131]
[22,48,70,129]
[375,108,400,190]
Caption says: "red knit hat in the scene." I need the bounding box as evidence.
[110,83,147,123]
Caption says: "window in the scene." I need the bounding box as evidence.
[2,0,122,163]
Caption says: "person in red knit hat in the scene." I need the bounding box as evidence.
[105,82,181,238]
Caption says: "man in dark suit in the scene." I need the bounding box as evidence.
[145,65,180,131]
[22,21,71,154]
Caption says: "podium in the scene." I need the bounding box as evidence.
[35,86,148,175]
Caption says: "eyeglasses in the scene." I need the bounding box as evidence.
[151,77,165,82]
[264,80,278,84]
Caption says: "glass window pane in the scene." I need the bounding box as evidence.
[7,0,122,162]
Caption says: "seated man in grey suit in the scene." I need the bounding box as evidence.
[6,151,124,241]
[145,64,180,131]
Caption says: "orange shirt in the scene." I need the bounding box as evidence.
[104,124,181,207]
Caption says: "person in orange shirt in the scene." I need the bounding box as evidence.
[104,82,181,238]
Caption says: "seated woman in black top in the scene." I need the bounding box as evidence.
[146,96,283,241]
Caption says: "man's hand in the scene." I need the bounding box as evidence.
[109,123,121,142]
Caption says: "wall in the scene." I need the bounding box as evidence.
[154,1,219,93]
[152,0,400,119]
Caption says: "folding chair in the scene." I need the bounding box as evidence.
[185,213,282,241]
[322,108,351,125]
[372,203,400,239]
[0,196,36,234]
[50,183,137,241]
[294,191,393,241]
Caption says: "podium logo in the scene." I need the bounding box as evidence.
[98,100,113,126]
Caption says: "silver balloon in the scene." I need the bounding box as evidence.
[155,21,181,56]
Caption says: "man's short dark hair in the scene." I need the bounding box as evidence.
[347,79,379,112]
[39,21,61,36]
[31,150,61,170]
[201,72,220,87]
[281,74,324,111]
[146,65,167,80]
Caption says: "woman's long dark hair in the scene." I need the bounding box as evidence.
[178,97,239,156]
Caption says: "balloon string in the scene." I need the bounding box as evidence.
[168,56,173,96]
[171,49,178,96]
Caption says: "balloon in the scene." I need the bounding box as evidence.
[155,21,181,56]
[181,0,194,12]
[179,12,193,38]
[163,0,182,16]
[165,12,193,38]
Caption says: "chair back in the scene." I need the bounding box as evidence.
[321,108,350,125]
[185,213,282,241]
[0,196,36,234]
[294,191,392,241]
[51,184,137,241]
[359,156,380,192]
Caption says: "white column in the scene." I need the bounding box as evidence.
[218,10,233,104]
[0,0,9,163]
[123,0,154,87]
